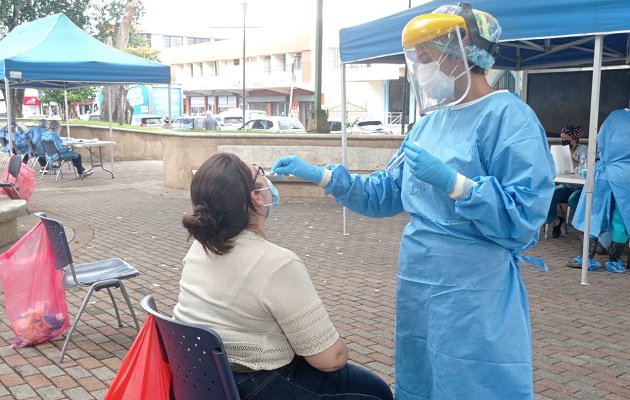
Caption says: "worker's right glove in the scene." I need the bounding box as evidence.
[270,155,325,184]
[404,141,457,194]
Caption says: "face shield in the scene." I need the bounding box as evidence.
[402,14,471,114]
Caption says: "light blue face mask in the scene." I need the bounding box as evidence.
[254,177,280,218]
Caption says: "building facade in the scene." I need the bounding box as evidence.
[154,24,405,126]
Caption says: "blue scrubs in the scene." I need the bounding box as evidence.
[572,109,630,242]
[324,91,555,399]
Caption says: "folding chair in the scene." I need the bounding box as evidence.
[0,155,30,214]
[34,212,141,363]
[41,140,74,181]
[139,295,241,400]
[27,139,41,170]
[0,137,10,170]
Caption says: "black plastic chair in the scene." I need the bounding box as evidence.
[41,140,73,181]
[34,212,140,363]
[139,294,241,400]
[0,155,30,214]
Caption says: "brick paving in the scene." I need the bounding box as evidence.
[0,160,629,399]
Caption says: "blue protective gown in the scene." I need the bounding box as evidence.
[572,109,630,238]
[324,91,555,400]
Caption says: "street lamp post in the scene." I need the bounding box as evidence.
[242,2,247,125]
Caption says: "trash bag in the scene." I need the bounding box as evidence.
[1,155,36,202]
[0,221,70,348]
[104,315,171,400]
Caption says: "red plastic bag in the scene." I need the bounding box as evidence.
[0,221,70,348]
[104,315,171,400]
[1,155,36,202]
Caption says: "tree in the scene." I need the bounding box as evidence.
[39,87,97,119]
[93,0,147,125]
[0,0,92,118]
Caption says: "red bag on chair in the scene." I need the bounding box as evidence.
[104,315,171,400]
[0,221,70,348]
[1,155,36,202]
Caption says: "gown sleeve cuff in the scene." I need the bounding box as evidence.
[448,173,476,200]
[319,168,332,186]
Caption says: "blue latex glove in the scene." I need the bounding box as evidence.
[404,141,457,194]
[270,155,324,184]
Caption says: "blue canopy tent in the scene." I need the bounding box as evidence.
[0,13,172,154]
[338,0,630,284]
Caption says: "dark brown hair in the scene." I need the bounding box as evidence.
[182,153,258,255]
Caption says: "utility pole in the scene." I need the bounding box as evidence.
[306,0,329,133]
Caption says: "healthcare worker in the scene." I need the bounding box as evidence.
[27,119,49,171]
[271,4,555,399]
[569,108,630,273]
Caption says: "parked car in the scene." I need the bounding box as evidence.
[171,116,206,130]
[240,116,306,133]
[131,114,165,128]
[351,120,393,135]
[221,115,244,130]
[328,119,343,133]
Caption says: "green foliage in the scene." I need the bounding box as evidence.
[40,87,97,105]
[125,45,160,62]
[0,0,92,37]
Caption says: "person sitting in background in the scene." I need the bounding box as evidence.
[0,120,31,163]
[174,153,393,400]
[568,109,630,273]
[41,120,93,179]
[546,124,587,238]
[27,119,49,172]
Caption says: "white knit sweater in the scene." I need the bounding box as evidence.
[173,230,339,370]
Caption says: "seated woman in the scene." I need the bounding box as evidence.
[41,120,92,179]
[174,153,393,400]
[546,124,587,238]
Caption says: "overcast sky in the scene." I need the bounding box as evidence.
[138,0,431,36]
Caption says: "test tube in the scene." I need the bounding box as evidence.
[384,152,406,173]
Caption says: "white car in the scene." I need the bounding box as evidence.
[240,116,305,133]
[351,120,393,135]
[131,114,165,128]
[171,116,206,130]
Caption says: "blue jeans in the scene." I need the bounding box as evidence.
[233,356,393,400]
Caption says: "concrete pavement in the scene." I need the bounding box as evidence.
[0,160,629,399]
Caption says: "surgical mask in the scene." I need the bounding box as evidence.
[561,140,571,146]
[253,177,280,218]
[415,61,455,100]
[415,61,470,101]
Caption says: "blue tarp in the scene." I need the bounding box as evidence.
[339,0,630,70]
[0,13,171,88]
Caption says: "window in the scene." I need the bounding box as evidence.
[282,54,287,71]
[265,56,271,74]
[234,59,240,66]
[164,36,183,48]
[294,55,302,70]
[187,37,210,45]
[140,33,151,41]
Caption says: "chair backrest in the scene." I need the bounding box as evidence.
[7,155,22,181]
[41,140,59,159]
[33,212,74,269]
[139,295,240,400]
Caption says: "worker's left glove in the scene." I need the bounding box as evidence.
[404,141,457,194]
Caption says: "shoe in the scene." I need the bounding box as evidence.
[605,260,626,274]
[595,241,608,255]
[566,256,602,271]
[552,217,564,238]
[81,170,93,178]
